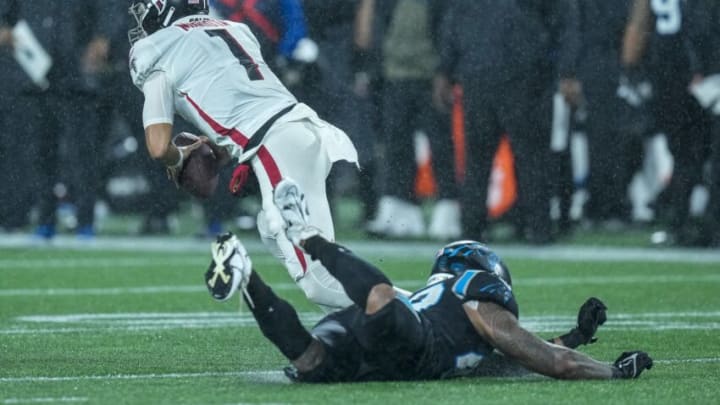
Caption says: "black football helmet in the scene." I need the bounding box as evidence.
[129,0,209,45]
[428,240,512,287]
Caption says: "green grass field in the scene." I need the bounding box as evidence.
[1,238,719,404]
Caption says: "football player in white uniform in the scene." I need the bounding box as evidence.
[128,0,357,312]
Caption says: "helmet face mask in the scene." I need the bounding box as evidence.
[128,2,152,46]
[128,0,209,46]
[428,240,512,287]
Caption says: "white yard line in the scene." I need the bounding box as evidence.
[2,311,719,335]
[2,398,88,404]
[0,285,208,297]
[0,256,277,270]
[2,234,720,263]
[2,272,720,298]
[0,283,297,297]
[0,371,284,384]
[2,358,718,384]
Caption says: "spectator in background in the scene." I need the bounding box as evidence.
[435,0,580,244]
[0,0,111,240]
[0,0,27,231]
[360,0,460,240]
[210,0,318,74]
[302,0,380,227]
[622,0,712,246]
[101,1,183,235]
[679,0,720,247]
[577,0,639,227]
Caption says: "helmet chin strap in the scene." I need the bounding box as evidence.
[162,6,176,27]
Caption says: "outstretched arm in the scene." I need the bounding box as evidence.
[464,302,652,380]
[465,302,613,379]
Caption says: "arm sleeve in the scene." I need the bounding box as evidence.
[142,71,175,129]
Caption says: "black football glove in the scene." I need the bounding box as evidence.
[556,297,608,349]
[576,297,608,344]
[613,351,654,379]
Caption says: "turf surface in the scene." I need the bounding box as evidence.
[1,240,719,404]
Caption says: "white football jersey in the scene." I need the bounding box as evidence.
[130,15,297,161]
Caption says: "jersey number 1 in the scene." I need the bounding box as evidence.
[206,29,264,81]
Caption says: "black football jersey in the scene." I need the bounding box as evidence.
[647,0,695,79]
[303,269,519,382]
[407,270,519,379]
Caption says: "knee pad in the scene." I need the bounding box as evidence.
[257,209,287,262]
[257,209,307,281]
[258,210,351,311]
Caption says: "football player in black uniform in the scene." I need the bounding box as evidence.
[204,179,653,382]
[622,0,712,244]
[680,0,720,246]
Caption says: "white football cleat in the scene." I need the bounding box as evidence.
[428,199,462,240]
[205,232,252,302]
[366,196,425,238]
[273,179,321,248]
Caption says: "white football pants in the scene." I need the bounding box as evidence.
[248,104,356,312]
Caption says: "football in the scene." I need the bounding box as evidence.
[172,132,220,199]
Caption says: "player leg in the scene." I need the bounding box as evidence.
[250,116,355,311]
[275,179,434,377]
[204,233,318,366]
[273,179,399,315]
[206,232,360,382]
[460,79,504,241]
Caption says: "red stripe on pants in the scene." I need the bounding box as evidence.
[257,145,308,272]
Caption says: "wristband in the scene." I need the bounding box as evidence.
[611,366,624,379]
[557,328,585,349]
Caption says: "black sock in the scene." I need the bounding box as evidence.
[302,236,392,309]
[244,271,313,361]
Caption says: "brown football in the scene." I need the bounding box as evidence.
[172,132,219,199]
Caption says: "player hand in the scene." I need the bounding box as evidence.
[612,351,653,379]
[166,134,208,186]
[559,78,583,107]
[576,297,607,344]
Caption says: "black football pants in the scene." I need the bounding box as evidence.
[461,74,553,240]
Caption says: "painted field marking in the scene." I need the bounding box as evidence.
[2,397,88,404]
[1,358,718,384]
[2,234,720,264]
[3,272,720,298]
[0,256,277,270]
[0,371,284,384]
[3,311,719,335]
